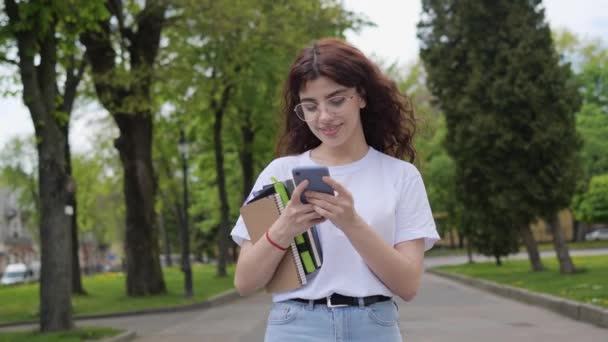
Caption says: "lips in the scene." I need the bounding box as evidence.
[318,124,342,137]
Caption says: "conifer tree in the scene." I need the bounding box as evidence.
[418,0,581,272]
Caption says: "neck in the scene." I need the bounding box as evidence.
[311,139,369,166]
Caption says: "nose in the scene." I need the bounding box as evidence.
[317,103,333,121]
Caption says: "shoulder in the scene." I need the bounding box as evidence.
[258,153,307,181]
[370,149,425,198]
[265,154,304,172]
[372,149,421,180]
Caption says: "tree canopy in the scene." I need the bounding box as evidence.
[418,0,581,264]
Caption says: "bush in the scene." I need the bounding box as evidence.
[574,173,608,223]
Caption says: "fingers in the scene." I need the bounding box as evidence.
[289,180,309,205]
[313,204,332,219]
[305,191,338,204]
[322,176,351,198]
[297,211,324,224]
[306,197,340,214]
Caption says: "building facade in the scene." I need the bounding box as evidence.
[0,188,37,274]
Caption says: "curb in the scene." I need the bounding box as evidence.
[96,330,136,342]
[0,289,241,329]
[427,268,608,329]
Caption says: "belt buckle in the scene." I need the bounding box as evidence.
[326,295,348,308]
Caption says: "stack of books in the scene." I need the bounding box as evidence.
[240,178,323,293]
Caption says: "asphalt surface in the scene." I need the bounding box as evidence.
[3,249,607,341]
[77,249,608,341]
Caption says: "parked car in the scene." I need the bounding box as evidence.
[0,262,40,286]
[585,228,608,241]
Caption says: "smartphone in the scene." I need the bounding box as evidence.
[292,166,334,204]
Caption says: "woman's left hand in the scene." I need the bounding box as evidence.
[304,176,363,232]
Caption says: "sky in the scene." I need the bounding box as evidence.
[1,0,608,153]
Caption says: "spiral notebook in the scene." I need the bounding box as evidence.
[239,181,322,293]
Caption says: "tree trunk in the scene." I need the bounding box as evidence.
[36,128,74,332]
[62,58,87,295]
[5,0,74,330]
[239,113,255,202]
[547,213,576,274]
[212,86,234,277]
[81,2,167,296]
[65,142,86,295]
[158,211,172,267]
[448,228,455,248]
[114,114,166,295]
[494,254,502,266]
[573,220,586,242]
[69,198,86,292]
[466,238,474,264]
[519,225,544,271]
[578,222,589,242]
[235,112,254,266]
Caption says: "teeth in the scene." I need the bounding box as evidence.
[321,124,340,131]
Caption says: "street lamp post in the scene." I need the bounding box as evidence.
[178,129,193,298]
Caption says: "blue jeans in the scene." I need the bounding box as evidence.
[264,299,402,341]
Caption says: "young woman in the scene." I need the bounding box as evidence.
[230,38,440,341]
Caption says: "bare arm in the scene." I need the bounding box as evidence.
[233,227,288,296]
[234,180,325,295]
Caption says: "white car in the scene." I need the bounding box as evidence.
[585,228,608,241]
[1,263,39,285]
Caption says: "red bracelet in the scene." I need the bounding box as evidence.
[266,230,288,251]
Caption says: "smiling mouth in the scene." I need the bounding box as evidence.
[319,124,342,136]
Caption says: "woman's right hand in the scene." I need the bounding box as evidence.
[268,180,325,247]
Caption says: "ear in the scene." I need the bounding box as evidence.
[357,89,366,108]
[358,97,366,109]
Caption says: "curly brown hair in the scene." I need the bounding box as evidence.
[275,38,417,162]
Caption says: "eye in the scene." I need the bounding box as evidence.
[328,96,346,106]
[302,103,318,112]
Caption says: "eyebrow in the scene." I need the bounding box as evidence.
[300,88,349,103]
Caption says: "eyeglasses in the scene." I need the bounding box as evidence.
[294,94,357,122]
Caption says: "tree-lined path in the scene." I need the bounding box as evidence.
[76,269,607,341]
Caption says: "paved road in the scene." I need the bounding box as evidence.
[424,248,608,268]
[78,249,608,341]
[6,249,607,341]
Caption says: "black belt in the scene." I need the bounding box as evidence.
[292,294,391,308]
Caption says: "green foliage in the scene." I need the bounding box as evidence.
[418,1,582,257]
[0,0,108,98]
[390,60,465,242]
[72,147,124,245]
[155,0,367,242]
[0,136,39,239]
[573,174,608,224]
[0,327,121,342]
[576,103,608,178]
[468,222,521,263]
[553,30,608,176]
[0,127,125,246]
[554,30,608,221]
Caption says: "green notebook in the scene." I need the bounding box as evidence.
[271,177,322,275]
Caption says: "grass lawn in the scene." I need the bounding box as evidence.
[426,239,608,257]
[0,263,235,324]
[0,327,120,342]
[434,255,608,308]
[535,240,608,251]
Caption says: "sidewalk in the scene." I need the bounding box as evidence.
[424,247,608,268]
[3,249,606,341]
[77,271,607,341]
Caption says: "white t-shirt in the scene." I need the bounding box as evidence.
[230,147,440,302]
